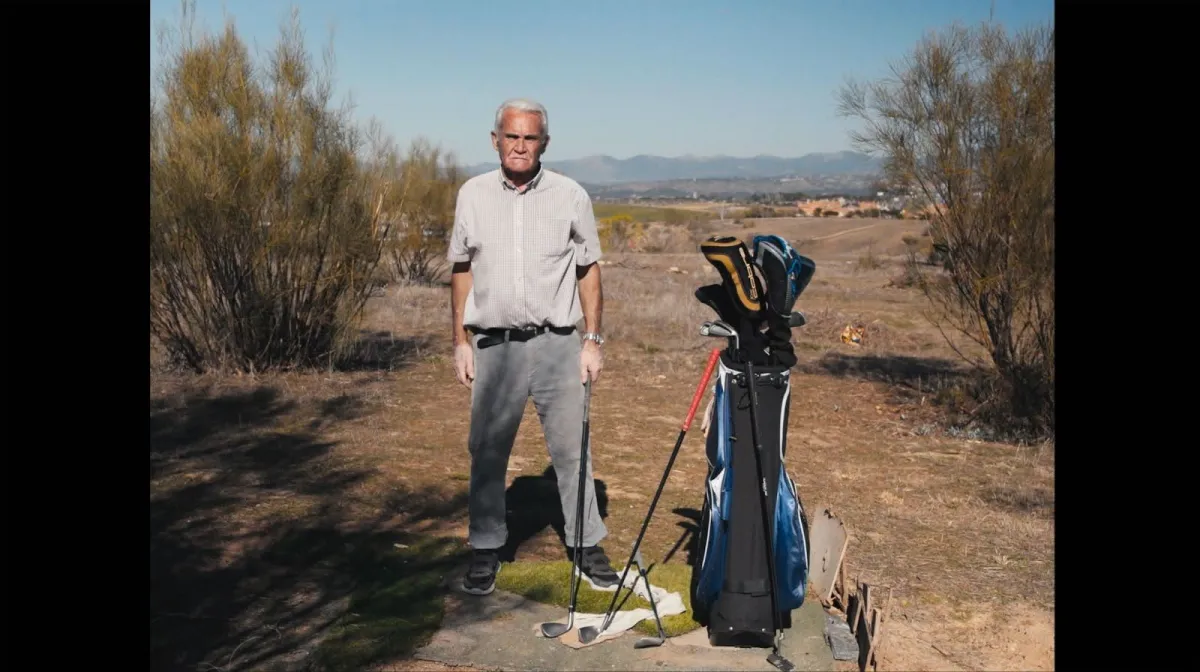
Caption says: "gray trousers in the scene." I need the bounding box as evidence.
[467,329,608,550]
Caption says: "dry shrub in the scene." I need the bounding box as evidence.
[386,140,466,286]
[839,19,1055,438]
[855,240,885,271]
[597,214,645,252]
[637,223,695,253]
[149,3,443,373]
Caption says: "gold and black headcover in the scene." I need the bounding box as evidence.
[700,235,765,319]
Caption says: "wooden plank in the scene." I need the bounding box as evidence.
[809,507,850,608]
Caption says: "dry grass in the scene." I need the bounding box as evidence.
[151,217,1053,671]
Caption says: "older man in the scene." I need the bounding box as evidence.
[447,98,619,596]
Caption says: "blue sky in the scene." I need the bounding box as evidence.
[150,0,1054,165]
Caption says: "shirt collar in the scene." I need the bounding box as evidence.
[499,164,545,192]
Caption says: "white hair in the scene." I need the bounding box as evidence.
[494,98,549,136]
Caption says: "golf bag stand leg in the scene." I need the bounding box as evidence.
[631,549,667,649]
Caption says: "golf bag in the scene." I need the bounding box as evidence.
[692,352,810,647]
[691,233,814,650]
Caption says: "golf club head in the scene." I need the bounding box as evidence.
[577,625,601,643]
[788,311,806,328]
[634,636,665,649]
[704,320,736,339]
[540,621,571,638]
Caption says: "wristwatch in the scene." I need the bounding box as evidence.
[581,332,605,347]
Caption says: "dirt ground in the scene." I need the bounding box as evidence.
[150,217,1053,671]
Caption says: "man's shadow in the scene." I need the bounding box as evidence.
[501,465,608,562]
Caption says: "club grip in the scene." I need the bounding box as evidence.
[682,347,722,431]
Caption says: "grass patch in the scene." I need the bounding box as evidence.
[593,203,705,225]
[311,535,470,672]
[495,560,702,637]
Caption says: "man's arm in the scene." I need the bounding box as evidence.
[447,185,474,346]
[571,186,604,335]
[577,261,602,335]
[451,262,473,346]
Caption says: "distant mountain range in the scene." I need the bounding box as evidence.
[464,151,883,185]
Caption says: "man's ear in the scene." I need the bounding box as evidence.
[490,130,499,152]
[540,135,550,156]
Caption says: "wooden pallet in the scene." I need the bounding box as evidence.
[807,507,891,671]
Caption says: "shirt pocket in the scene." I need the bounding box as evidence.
[527,217,572,259]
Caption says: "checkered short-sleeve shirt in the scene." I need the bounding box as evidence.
[447,166,604,331]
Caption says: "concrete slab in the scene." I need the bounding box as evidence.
[414,583,835,672]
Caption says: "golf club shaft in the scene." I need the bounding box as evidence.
[596,347,722,633]
[743,362,783,638]
[568,381,592,620]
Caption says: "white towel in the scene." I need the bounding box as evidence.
[533,567,686,648]
[700,392,716,438]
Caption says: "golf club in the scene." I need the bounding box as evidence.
[539,379,593,639]
[631,548,667,649]
[742,361,795,672]
[700,319,739,353]
[577,347,722,645]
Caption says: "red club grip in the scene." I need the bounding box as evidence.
[681,347,722,431]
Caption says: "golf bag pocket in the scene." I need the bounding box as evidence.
[774,470,809,612]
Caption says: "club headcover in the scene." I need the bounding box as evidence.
[700,235,766,320]
[695,284,742,325]
[751,234,816,319]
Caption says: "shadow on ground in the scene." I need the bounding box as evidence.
[150,384,470,672]
[799,352,967,389]
[336,331,436,372]
[501,465,609,563]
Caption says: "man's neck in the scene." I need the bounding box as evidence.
[502,162,541,190]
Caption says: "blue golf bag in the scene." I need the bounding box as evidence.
[692,234,814,649]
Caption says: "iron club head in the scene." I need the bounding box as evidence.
[701,319,739,351]
[540,619,572,638]
[577,624,601,643]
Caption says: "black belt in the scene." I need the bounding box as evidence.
[473,325,576,349]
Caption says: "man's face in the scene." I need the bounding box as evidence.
[491,109,548,174]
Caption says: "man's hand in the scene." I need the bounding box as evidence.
[454,342,475,388]
[580,341,603,384]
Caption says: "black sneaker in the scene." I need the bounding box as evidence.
[577,545,620,589]
[462,548,501,596]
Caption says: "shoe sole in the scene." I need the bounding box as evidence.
[578,565,620,592]
[461,561,502,596]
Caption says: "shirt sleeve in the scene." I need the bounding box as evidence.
[570,186,603,266]
[446,185,473,263]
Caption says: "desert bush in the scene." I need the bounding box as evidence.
[597,214,645,251]
[150,4,426,373]
[839,19,1055,438]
